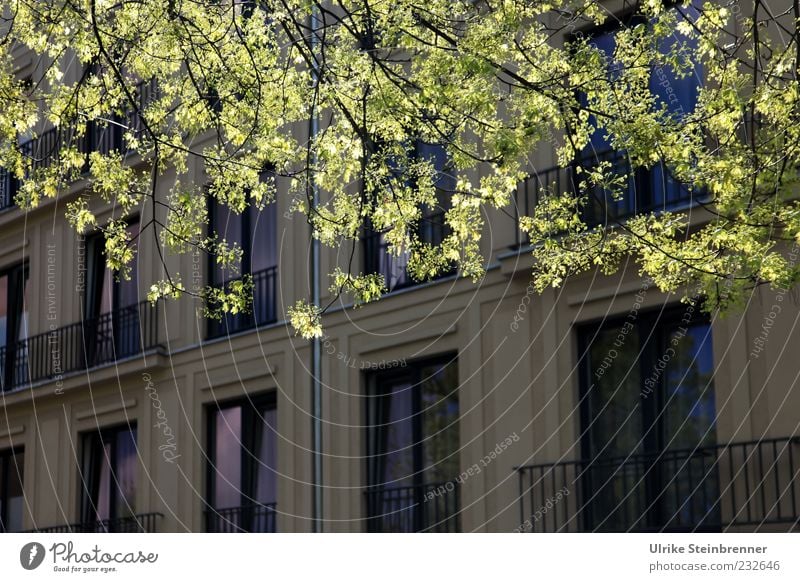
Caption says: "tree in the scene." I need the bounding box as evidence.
[1,0,799,338]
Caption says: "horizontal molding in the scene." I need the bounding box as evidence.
[75,398,137,420]
[567,280,647,307]
[198,360,278,391]
[0,235,28,263]
[0,424,25,439]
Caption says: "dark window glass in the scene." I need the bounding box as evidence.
[584,323,643,459]
[80,424,138,530]
[365,356,460,532]
[206,395,277,532]
[213,406,243,510]
[210,202,245,286]
[248,201,277,274]
[0,270,6,343]
[253,406,278,504]
[579,4,702,223]
[0,448,25,532]
[208,172,278,285]
[239,0,259,19]
[578,307,717,531]
[0,264,28,391]
[116,222,140,309]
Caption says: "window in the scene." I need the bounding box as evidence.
[365,356,460,532]
[126,78,159,138]
[207,172,278,338]
[85,64,123,156]
[86,221,140,318]
[364,142,456,292]
[577,306,718,531]
[206,395,278,532]
[0,448,24,532]
[0,169,17,210]
[238,0,261,19]
[84,221,143,362]
[88,118,123,157]
[578,3,703,224]
[80,424,138,531]
[0,264,28,391]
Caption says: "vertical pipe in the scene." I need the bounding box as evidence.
[309,4,323,534]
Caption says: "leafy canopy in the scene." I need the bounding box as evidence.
[1,0,799,338]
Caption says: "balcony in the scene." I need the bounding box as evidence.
[365,481,460,532]
[513,149,701,246]
[0,300,160,392]
[515,437,800,532]
[0,79,158,212]
[204,502,277,532]
[207,265,278,339]
[29,512,162,533]
[363,210,456,293]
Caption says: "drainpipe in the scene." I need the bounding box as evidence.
[309,4,323,534]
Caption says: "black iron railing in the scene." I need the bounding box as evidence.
[514,149,701,245]
[29,512,162,533]
[0,300,160,392]
[363,210,455,292]
[207,265,278,339]
[365,481,460,532]
[516,437,800,532]
[205,502,277,532]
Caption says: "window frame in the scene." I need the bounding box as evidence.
[576,305,716,461]
[205,171,279,338]
[206,169,278,285]
[84,216,141,320]
[0,263,28,391]
[567,4,704,225]
[361,141,457,292]
[576,305,719,531]
[205,392,278,515]
[0,446,25,532]
[363,353,460,532]
[79,422,139,526]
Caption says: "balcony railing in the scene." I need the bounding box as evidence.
[205,502,277,532]
[0,79,159,212]
[516,437,800,532]
[363,210,455,292]
[207,265,278,339]
[29,512,162,533]
[365,481,460,532]
[514,149,701,245]
[0,300,160,392]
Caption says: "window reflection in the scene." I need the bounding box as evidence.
[579,308,718,531]
[81,425,138,529]
[365,356,460,532]
[207,395,278,532]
